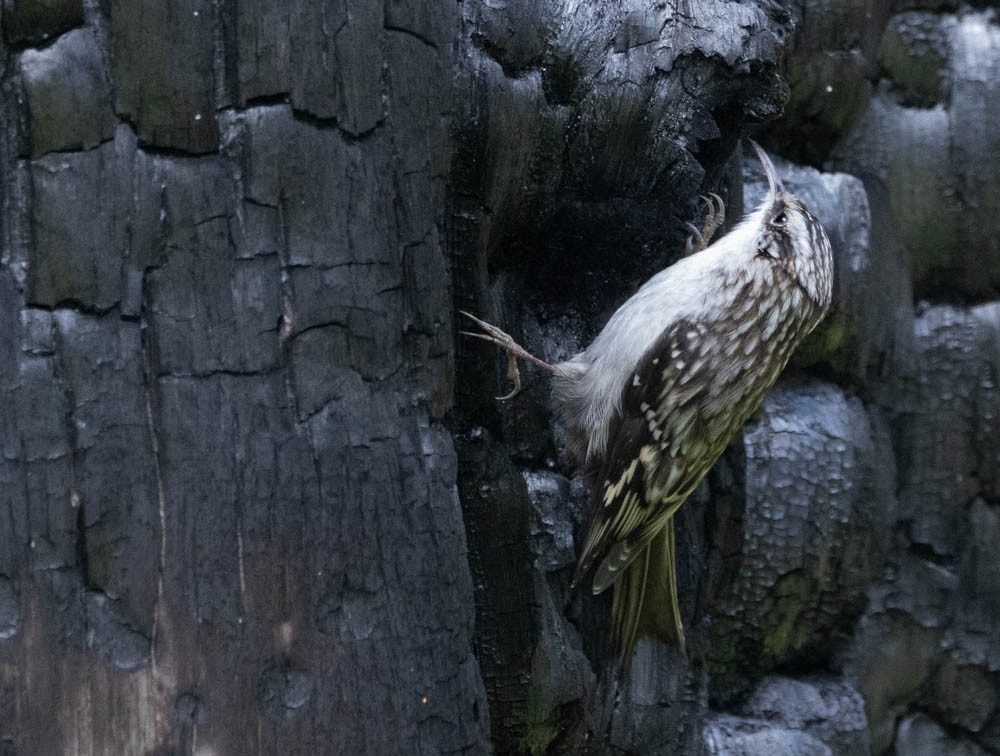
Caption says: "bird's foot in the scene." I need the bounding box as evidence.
[460,311,554,400]
[684,193,726,255]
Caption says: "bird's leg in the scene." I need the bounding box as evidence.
[460,311,555,400]
[684,193,726,255]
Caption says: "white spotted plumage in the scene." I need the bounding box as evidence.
[461,143,834,675]
[552,143,834,673]
[553,185,830,468]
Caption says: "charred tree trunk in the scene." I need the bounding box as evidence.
[449,2,793,752]
[450,1,1000,755]
[3,1,1000,754]
[0,1,489,753]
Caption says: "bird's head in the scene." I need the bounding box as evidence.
[746,141,833,312]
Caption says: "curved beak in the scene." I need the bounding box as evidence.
[749,140,783,203]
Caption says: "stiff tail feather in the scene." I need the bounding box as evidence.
[610,518,685,676]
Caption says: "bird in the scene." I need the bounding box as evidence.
[462,141,834,675]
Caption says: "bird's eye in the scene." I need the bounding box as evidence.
[773,212,787,226]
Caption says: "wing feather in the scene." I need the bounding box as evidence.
[573,318,714,590]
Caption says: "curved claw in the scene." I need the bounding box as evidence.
[496,369,522,401]
[704,192,726,234]
[460,330,524,399]
[685,193,727,255]
[459,310,553,400]
[685,222,704,256]
[500,350,524,400]
[702,193,725,240]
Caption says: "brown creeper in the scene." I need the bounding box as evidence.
[463,142,834,674]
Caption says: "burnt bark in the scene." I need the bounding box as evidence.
[1,1,488,754]
[2,0,1000,754]
[451,1,1000,754]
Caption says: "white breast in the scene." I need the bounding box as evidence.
[557,206,769,461]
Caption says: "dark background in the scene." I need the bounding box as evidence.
[1,0,998,753]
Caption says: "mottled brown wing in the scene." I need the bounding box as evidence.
[573,318,715,593]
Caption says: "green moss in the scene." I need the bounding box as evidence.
[521,721,560,756]
[878,14,951,107]
[779,51,871,157]
[760,571,812,660]
[792,314,849,370]
[520,681,561,755]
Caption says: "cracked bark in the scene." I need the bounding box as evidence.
[0,1,487,753]
[3,0,1000,754]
